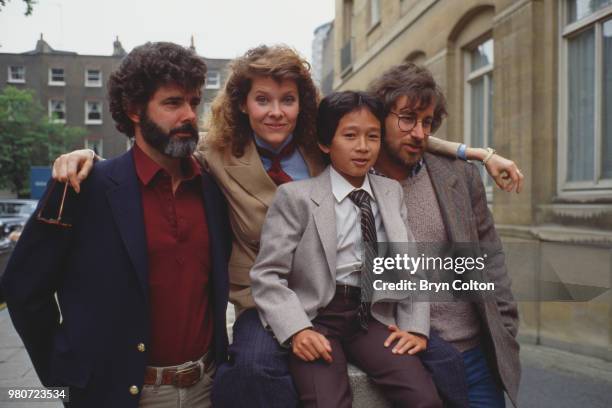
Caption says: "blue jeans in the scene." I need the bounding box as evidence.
[420,331,469,408]
[463,346,505,408]
[211,309,299,408]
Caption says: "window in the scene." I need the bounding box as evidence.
[464,38,494,190]
[8,66,25,83]
[206,71,220,89]
[370,0,381,27]
[49,68,65,86]
[85,139,103,156]
[341,0,354,73]
[48,99,66,123]
[560,1,612,194]
[85,101,102,125]
[85,69,102,87]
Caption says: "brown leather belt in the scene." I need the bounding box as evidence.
[143,352,213,388]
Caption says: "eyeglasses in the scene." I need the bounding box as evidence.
[36,181,73,228]
[389,111,439,135]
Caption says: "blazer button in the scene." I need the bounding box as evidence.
[137,343,146,352]
[129,385,139,395]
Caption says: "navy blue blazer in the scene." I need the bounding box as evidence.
[1,150,230,407]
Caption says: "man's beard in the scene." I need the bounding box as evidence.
[140,112,198,158]
[383,139,423,169]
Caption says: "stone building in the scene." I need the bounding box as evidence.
[312,21,336,95]
[0,35,230,158]
[330,0,612,360]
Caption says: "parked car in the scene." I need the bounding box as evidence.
[0,199,38,238]
[0,237,12,303]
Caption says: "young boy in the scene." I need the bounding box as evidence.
[249,91,442,408]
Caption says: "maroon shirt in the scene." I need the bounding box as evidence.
[133,145,213,366]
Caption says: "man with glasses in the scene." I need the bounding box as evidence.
[370,63,519,408]
[1,42,231,408]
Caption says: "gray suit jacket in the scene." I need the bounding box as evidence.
[250,167,429,345]
[424,152,520,406]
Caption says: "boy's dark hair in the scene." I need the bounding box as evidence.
[108,42,208,137]
[367,62,447,133]
[316,91,385,147]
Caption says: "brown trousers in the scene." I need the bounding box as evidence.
[289,292,442,408]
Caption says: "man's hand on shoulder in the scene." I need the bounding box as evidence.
[52,149,99,193]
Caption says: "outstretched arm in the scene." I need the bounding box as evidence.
[427,137,524,193]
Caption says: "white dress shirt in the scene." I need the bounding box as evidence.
[329,166,388,287]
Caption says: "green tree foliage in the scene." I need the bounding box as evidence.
[0,0,36,15]
[0,86,85,195]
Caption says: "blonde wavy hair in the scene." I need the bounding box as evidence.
[207,44,320,158]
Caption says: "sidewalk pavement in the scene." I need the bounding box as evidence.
[0,304,61,407]
[2,304,612,407]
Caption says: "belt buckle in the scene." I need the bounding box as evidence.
[173,362,200,388]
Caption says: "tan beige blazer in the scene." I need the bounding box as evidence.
[195,134,325,309]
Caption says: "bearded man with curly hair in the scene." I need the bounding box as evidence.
[1,42,231,408]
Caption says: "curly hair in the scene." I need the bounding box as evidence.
[108,42,207,137]
[207,44,319,157]
[367,62,448,133]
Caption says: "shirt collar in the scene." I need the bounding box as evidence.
[410,158,424,177]
[330,165,374,204]
[253,132,294,154]
[133,143,201,186]
[371,158,425,179]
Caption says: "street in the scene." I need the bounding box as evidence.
[1,305,611,407]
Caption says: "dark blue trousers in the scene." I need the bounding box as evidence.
[212,309,471,408]
[420,331,470,408]
[462,346,505,408]
[211,309,299,408]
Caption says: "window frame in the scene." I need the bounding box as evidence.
[85,138,103,156]
[48,99,66,124]
[463,37,495,198]
[205,71,221,89]
[7,66,26,83]
[369,0,381,28]
[558,1,612,198]
[48,67,66,86]
[85,69,102,87]
[84,100,103,125]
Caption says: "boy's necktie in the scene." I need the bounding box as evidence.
[348,189,377,330]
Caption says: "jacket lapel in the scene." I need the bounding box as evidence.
[369,174,407,243]
[105,151,150,303]
[310,167,337,279]
[224,139,277,208]
[424,153,472,243]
